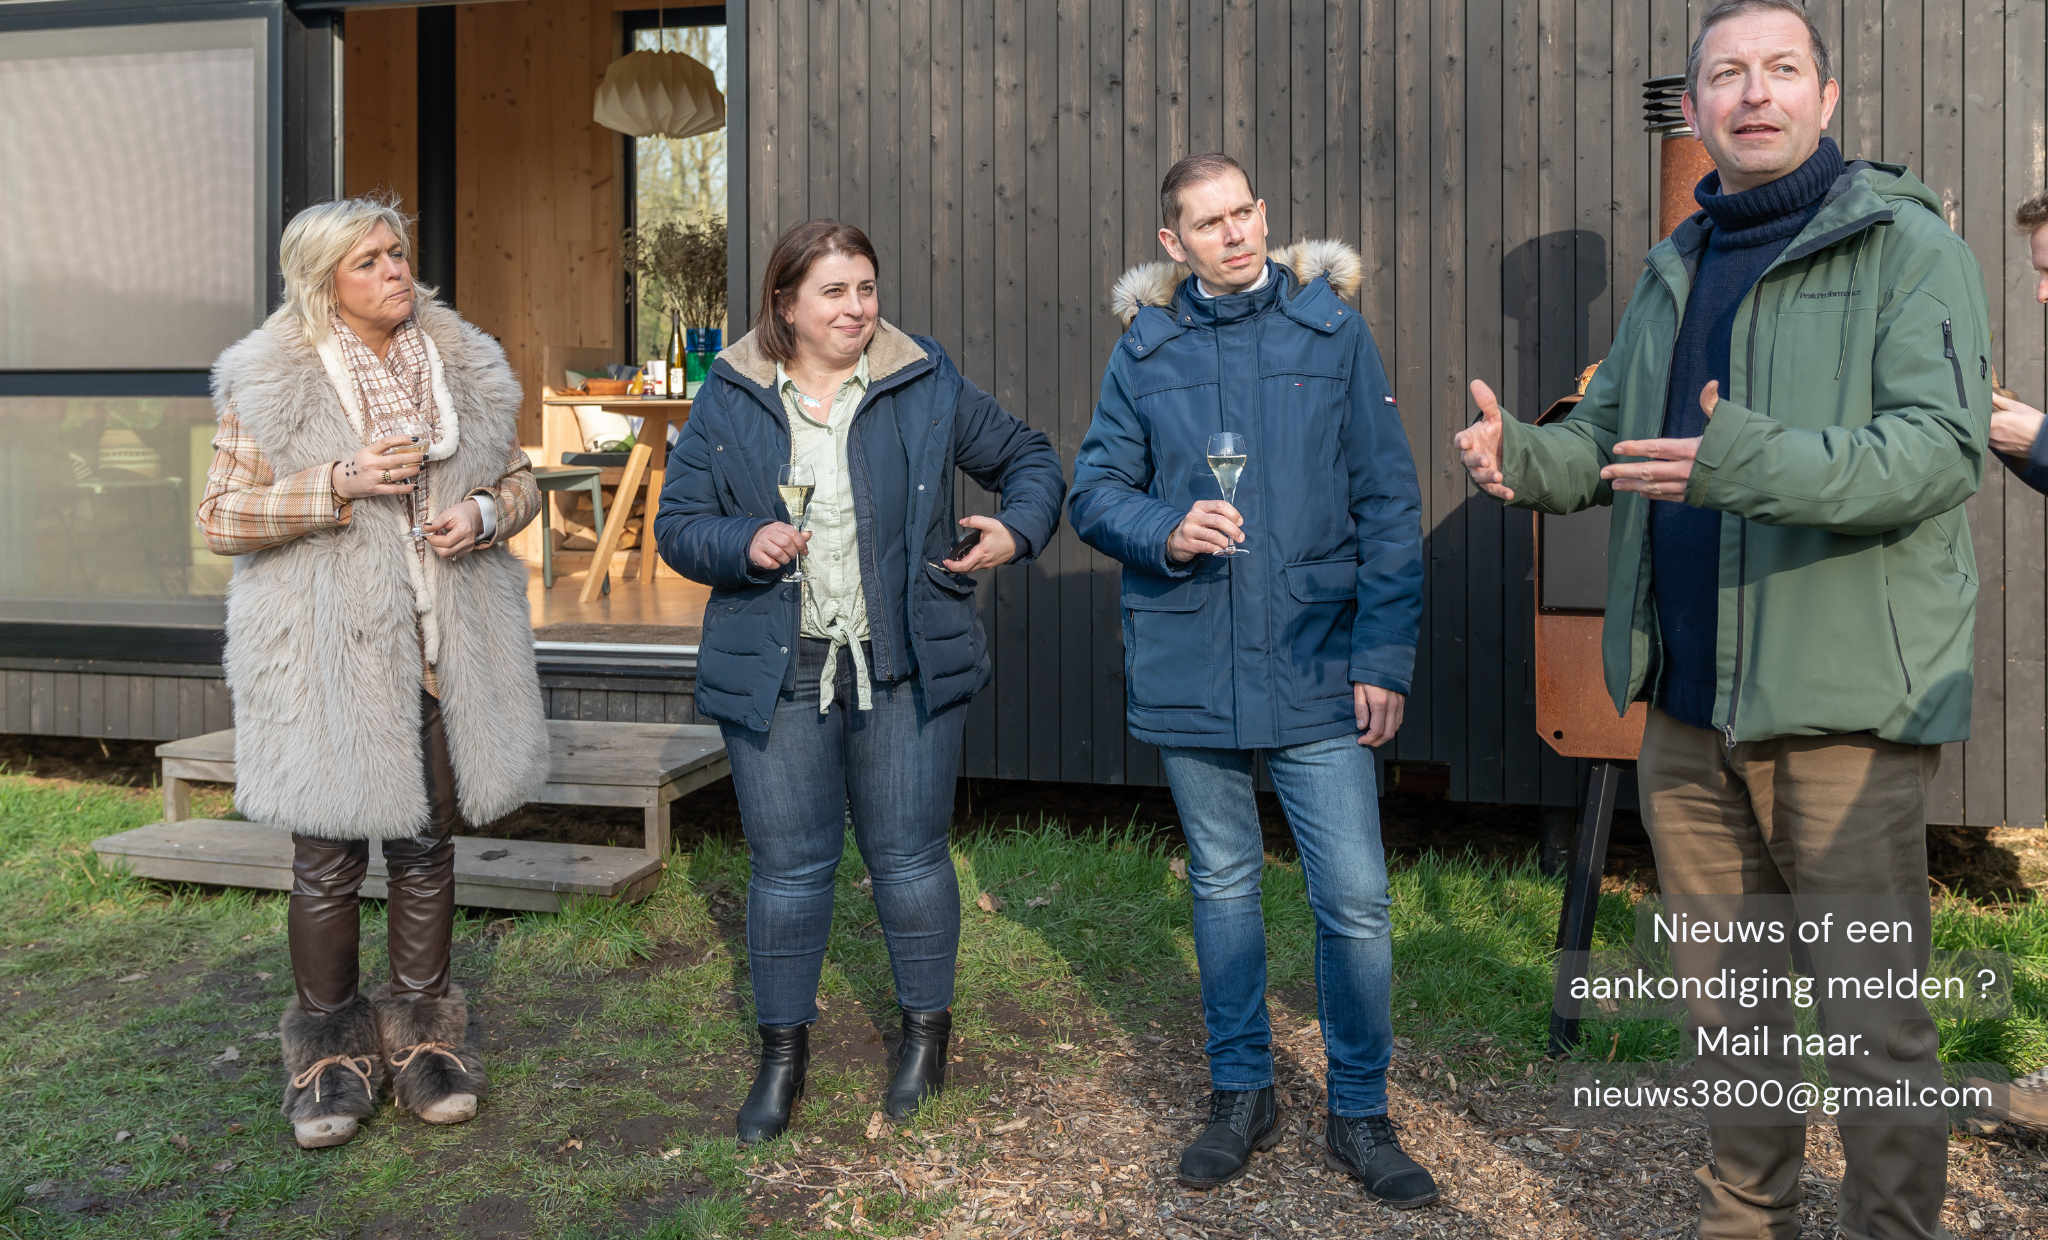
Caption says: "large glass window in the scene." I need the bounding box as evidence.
[0,19,269,370]
[0,395,227,625]
[630,20,726,363]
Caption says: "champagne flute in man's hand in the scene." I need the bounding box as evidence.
[1206,432,1250,557]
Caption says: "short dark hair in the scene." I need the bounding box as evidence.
[2018,190,2048,236]
[1684,0,1833,97]
[752,219,880,364]
[1160,151,1255,234]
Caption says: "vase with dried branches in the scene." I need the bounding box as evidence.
[625,218,728,391]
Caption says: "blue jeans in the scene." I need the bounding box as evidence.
[1158,734,1394,1117]
[719,638,965,1027]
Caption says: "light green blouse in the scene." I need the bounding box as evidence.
[777,352,871,712]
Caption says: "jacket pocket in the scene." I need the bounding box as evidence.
[698,607,770,696]
[1280,557,1358,701]
[1283,556,1357,603]
[1942,319,1969,408]
[918,561,981,643]
[1122,583,1214,712]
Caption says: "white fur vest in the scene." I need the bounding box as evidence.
[209,300,549,840]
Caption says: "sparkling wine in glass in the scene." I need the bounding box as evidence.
[1206,431,1250,557]
[391,419,431,538]
[777,463,817,582]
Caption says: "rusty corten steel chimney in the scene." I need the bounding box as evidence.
[1529,76,1715,761]
[1645,74,1717,241]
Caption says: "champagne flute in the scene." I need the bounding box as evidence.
[777,463,817,582]
[391,419,431,539]
[1206,431,1250,557]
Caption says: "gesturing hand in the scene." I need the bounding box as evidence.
[1355,683,1406,747]
[333,435,425,500]
[1167,500,1244,562]
[1600,380,1716,500]
[1456,381,1514,501]
[748,522,813,572]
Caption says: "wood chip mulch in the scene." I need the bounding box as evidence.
[739,1018,2045,1239]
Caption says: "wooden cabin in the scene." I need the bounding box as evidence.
[2,0,2043,828]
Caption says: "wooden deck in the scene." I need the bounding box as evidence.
[93,820,665,913]
[92,719,730,912]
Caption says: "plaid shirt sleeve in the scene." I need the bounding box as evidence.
[469,443,539,548]
[194,404,352,556]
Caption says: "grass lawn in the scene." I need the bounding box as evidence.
[1,766,2043,1239]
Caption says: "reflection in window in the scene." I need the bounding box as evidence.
[0,397,227,624]
[0,20,267,370]
[631,22,726,363]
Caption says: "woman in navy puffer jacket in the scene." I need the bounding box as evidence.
[655,221,1065,1145]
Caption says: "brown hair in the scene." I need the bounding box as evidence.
[752,220,880,363]
[1684,0,1833,97]
[1160,151,1255,234]
[2017,189,2048,236]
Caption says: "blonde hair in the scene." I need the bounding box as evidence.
[272,194,434,343]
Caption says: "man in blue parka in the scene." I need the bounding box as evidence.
[1069,152,1432,1206]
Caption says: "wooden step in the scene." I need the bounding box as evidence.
[156,720,730,859]
[91,819,664,912]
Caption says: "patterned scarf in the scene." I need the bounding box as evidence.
[331,315,438,564]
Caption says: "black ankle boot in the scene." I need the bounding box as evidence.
[1324,1112,1439,1208]
[736,1023,808,1144]
[882,1008,951,1122]
[1177,1087,1282,1188]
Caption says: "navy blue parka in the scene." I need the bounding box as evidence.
[655,322,1067,731]
[1068,242,1424,749]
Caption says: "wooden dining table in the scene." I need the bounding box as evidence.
[540,395,690,601]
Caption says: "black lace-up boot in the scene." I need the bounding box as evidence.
[1176,1087,1282,1188]
[883,1008,952,1122]
[736,1023,808,1144]
[1324,1112,1439,1207]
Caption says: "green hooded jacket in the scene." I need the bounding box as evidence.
[1498,161,1992,746]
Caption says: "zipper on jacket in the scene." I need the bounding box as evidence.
[1885,584,1913,694]
[1942,319,1969,408]
[1723,283,1765,750]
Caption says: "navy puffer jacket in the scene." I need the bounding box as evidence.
[1068,242,1424,750]
[655,322,1068,731]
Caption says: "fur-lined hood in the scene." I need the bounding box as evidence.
[1110,238,1363,326]
[715,319,931,389]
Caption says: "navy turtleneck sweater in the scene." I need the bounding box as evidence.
[1651,137,1845,729]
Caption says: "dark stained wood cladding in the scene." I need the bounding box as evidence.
[737,0,2048,825]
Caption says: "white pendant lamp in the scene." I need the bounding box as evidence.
[593,49,725,140]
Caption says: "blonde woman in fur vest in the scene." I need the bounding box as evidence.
[198,197,549,1150]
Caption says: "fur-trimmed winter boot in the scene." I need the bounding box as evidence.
[370,983,487,1125]
[280,995,386,1149]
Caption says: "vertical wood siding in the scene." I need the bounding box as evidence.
[741,0,2048,826]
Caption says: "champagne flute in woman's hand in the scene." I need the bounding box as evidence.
[777,464,817,582]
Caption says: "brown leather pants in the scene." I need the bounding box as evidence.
[288,691,462,1014]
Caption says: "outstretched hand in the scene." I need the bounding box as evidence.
[1600,381,1716,501]
[1456,380,1514,501]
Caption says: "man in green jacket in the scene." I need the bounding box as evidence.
[1457,3,1988,1239]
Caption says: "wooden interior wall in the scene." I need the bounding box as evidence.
[743,0,2048,825]
[344,0,626,447]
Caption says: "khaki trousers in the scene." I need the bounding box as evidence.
[1637,708,1949,1240]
